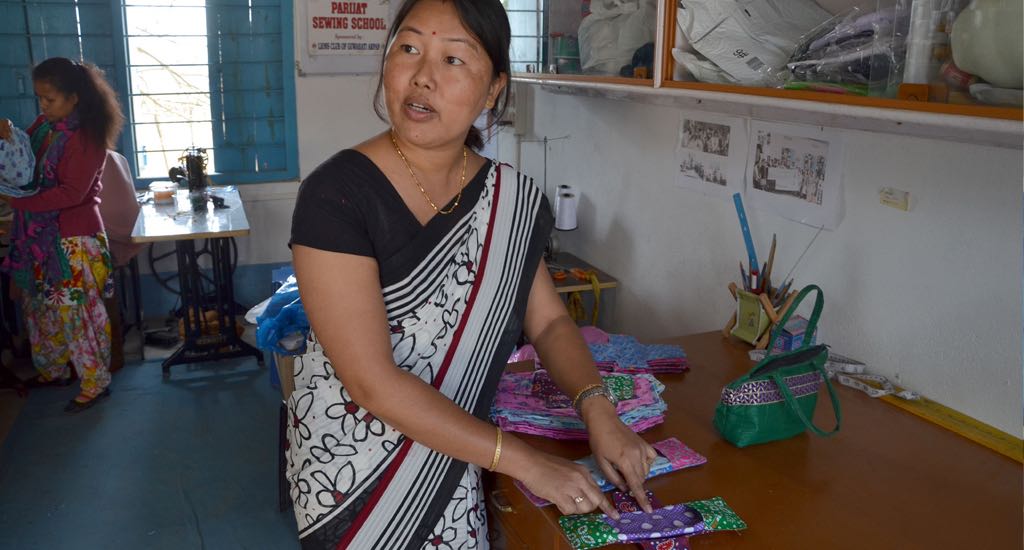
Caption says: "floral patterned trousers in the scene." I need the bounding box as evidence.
[22,234,113,399]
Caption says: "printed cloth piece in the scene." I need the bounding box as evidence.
[0,126,37,197]
[686,497,747,531]
[612,491,691,550]
[531,370,635,409]
[491,372,667,440]
[560,514,621,550]
[514,438,707,507]
[559,497,745,550]
[507,328,686,375]
[508,326,611,365]
[719,371,823,406]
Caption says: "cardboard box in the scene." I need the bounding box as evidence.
[770,315,816,353]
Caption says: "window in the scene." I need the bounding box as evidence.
[0,0,298,185]
[503,0,545,74]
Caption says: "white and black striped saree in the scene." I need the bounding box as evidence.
[287,160,552,549]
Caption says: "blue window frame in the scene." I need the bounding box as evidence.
[0,0,298,185]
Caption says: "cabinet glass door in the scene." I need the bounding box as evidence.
[504,0,658,78]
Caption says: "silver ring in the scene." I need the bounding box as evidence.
[573,496,585,504]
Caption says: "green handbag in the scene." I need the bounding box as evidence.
[713,285,841,447]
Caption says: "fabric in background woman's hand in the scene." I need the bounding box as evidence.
[0,127,37,197]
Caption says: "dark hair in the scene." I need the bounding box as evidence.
[373,0,511,151]
[33,57,124,149]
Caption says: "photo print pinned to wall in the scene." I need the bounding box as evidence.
[674,112,748,198]
[745,120,844,230]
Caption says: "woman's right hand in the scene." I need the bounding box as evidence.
[0,119,13,142]
[517,451,620,519]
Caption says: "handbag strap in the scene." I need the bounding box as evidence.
[766,284,823,358]
[771,362,841,437]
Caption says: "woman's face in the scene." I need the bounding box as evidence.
[34,80,78,123]
[383,0,506,149]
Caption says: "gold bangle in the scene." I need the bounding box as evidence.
[571,383,605,412]
[489,426,503,471]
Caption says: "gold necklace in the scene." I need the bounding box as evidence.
[390,131,468,215]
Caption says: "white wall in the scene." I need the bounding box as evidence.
[516,88,1023,436]
[233,34,1022,436]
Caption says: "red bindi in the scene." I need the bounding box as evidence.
[431,31,436,35]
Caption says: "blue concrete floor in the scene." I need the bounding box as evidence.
[0,357,300,550]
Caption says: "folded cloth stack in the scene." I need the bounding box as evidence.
[490,370,667,439]
[591,334,688,374]
[514,437,707,507]
[509,327,688,376]
[560,491,746,550]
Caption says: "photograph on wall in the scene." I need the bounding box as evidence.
[674,112,747,198]
[745,120,844,230]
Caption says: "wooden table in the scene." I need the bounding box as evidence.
[485,331,1023,549]
[130,187,262,374]
[547,252,618,295]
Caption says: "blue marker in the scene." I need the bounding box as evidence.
[733,193,759,287]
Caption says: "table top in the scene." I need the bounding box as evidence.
[547,252,619,294]
[490,331,1023,549]
[130,186,250,243]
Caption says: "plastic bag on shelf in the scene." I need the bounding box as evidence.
[785,5,911,96]
[578,0,657,75]
[255,275,309,355]
[675,0,831,87]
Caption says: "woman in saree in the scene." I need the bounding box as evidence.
[288,1,658,547]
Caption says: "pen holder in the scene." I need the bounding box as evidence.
[723,282,797,349]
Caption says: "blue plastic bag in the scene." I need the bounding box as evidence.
[255,275,309,355]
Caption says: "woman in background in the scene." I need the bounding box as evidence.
[288,1,656,547]
[0,57,124,412]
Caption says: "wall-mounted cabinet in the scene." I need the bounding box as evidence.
[502,0,1023,143]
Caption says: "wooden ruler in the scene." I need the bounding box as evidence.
[879,393,1023,463]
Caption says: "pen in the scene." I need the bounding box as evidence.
[733,193,759,286]
[740,262,749,291]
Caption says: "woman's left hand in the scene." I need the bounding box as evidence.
[581,398,658,513]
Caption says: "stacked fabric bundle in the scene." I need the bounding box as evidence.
[490,369,667,440]
[509,327,688,376]
[591,334,688,375]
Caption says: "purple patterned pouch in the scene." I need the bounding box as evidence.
[612,491,692,550]
[559,504,703,550]
[559,496,745,550]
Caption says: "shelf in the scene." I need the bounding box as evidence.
[512,75,1023,149]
